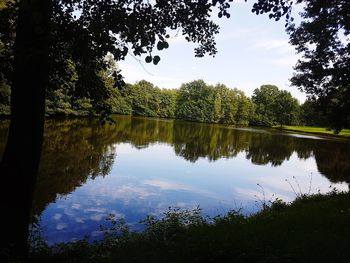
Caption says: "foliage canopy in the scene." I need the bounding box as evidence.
[251,85,300,126]
[253,0,350,131]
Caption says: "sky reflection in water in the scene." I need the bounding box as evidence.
[1,116,348,244]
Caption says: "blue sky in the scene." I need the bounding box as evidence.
[119,0,307,102]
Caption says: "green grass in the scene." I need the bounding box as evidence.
[273,125,350,138]
[29,191,350,263]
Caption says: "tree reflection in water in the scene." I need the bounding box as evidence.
[0,115,349,218]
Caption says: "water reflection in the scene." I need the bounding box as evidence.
[33,119,118,215]
[0,116,349,243]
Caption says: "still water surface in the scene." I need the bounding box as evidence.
[0,115,349,244]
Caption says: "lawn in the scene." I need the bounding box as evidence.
[274,125,350,138]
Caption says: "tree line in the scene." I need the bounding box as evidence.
[0,51,316,128]
[0,72,330,128]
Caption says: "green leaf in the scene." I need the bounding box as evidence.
[145,56,152,63]
[157,41,163,50]
[153,55,160,65]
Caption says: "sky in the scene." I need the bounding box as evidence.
[118,0,307,103]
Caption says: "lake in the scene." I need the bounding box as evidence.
[0,115,349,245]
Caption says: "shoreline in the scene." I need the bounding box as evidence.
[272,125,350,140]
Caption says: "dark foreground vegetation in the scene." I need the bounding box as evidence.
[28,191,350,263]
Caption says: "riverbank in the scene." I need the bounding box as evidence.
[30,191,350,263]
[273,125,350,139]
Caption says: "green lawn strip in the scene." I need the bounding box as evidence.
[273,125,350,139]
[30,192,350,263]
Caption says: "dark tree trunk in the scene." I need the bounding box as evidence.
[0,0,51,261]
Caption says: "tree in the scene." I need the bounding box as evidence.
[0,1,51,261]
[251,85,300,126]
[235,89,256,125]
[175,81,253,125]
[251,85,281,126]
[0,0,234,259]
[0,82,10,115]
[175,80,217,123]
[252,0,350,132]
[274,90,300,126]
[300,99,328,126]
[158,89,177,118]
[128,80,161,117]
[215,84,238,124]
[0,0,15,116]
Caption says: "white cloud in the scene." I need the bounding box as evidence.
[75,217,85,223]
[71,203,81,209]
[143,179,219,199]
[252,39,294,55]
[56,223,67,230]
[234,186,292,202]
[87,184,158,201]
[270,56,298,67]
[115,143,135,154]
[144,179,192,191]
[90,213,106,221]
[85,207,107,213]
[217,28,255,41]
[52,213,62,221]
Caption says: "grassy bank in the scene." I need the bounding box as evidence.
[274,125,350,139]
[29,191,350,263]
